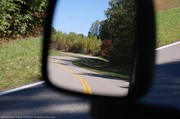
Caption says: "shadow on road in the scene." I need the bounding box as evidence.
[140,60,180,109]
[0,83,92,119]
[72,57,131,80]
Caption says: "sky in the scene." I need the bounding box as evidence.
[52,0,110,36]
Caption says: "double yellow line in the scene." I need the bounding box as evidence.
[55,62,92,95]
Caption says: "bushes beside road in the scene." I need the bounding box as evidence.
[51,32,102,55]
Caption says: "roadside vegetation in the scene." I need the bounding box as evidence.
[0,37,42,91]
[50,31,102,55]
[0,0,47,91]
[0,0,47,40]
[154,0,180,47]
[156,8,180,47]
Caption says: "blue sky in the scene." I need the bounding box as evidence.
[52,0,110,36]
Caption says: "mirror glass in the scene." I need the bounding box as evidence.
[48,0,137,97]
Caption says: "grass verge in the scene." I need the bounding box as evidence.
[156,7,180,47]
[0,37,42,91]
[73,58,130,80]
[49,50,63,56]
[49,50,73,57]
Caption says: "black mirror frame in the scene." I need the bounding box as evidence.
[42,0,156,101]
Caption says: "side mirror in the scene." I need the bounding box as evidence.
[42,0,156,100]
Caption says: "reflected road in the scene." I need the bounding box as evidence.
[48,54,129,97]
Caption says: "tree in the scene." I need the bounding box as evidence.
[88,20,101,38]
[104,0,137,68]
[51,26,57,35]
[99,20,110,40]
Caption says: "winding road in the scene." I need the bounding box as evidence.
[48,53,129,97]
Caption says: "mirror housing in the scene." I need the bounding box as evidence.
[42,0,156,100]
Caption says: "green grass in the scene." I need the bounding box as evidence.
[156,8,180,47]
[0,37,42,91]
[49,50,86,57]
[49,50,63,56]
[73,58,130,80]
[49,50,73,57]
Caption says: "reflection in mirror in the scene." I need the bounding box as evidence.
[48,0,137,97]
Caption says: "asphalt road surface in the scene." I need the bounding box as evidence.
[0,42,180,118]
[0,84,91,119]
[139,42,180,108]
[48,54,129,97]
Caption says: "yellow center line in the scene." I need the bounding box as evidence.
[54,62,92,94]
[76,75,92,94]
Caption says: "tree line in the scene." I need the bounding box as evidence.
[0,0,48,39]
[51,30,102,55]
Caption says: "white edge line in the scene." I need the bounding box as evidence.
[0,81,45,96]
[156,41,180,50]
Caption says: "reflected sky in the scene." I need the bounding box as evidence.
[52,0,110,36]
